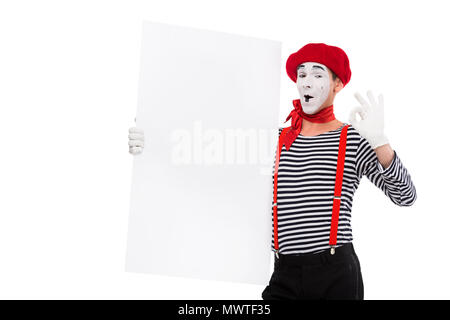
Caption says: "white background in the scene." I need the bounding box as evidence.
[0,0,448,299]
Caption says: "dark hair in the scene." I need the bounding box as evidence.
[330,69,338,81]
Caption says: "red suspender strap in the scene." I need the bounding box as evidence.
[329,124,349,254]
[273,127,291,257]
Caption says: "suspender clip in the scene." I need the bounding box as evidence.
[275,250,279,259]
[330,245,336,255]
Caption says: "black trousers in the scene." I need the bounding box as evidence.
[261,242,364,300]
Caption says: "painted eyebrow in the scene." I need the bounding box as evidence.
[297,64,326,71]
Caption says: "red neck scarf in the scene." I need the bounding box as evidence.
[283,99,336,150]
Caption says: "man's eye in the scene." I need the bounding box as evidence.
[315,75,322,78]
[298,74,305,78]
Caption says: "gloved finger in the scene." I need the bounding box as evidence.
[367,90,377,107]
[355,92,371,114]
[349,106,364,123]
[377,94,384,117]
[129,146,143,154]
[357,106,368,120]
[128,139,144,147]
[378,93,384,107]
[128,133,145,140]
[129,127,144,134]
[355,92,369,107]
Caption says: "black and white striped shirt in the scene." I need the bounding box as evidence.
[271,122,417,255]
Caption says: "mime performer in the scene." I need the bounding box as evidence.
[128,42,417,300]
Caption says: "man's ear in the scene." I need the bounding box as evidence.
[334,78,344,93]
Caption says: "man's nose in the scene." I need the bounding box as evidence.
[302,75,313,89]
[302,82,312,89]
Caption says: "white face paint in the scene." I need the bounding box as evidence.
[296,62,331,114]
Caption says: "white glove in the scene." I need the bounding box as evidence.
[349,90,389,149]
[128,126,145,155]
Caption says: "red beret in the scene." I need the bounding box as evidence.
[286,43,351,86]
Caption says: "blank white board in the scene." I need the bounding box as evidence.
[126,21,281,285]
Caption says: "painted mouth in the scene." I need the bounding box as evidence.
[304,94,314,102]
